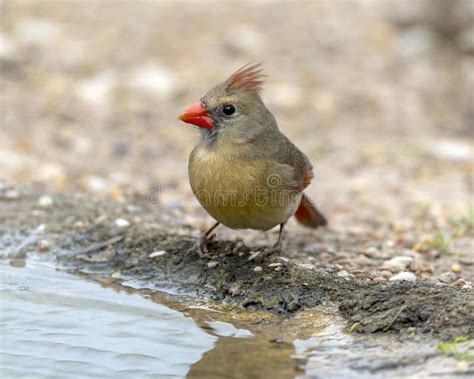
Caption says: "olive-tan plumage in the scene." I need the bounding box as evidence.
[180,63,326,258]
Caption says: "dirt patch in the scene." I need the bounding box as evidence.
[2,189,472,341]
[340,282,473,340]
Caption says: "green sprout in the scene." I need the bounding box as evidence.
[433,231,451,253]
[437,337,474,362]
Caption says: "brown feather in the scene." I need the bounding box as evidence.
[295,193,327,228]
[225,62,265,92]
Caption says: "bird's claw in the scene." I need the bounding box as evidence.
[186,233,216,259]
[255,241,282,263]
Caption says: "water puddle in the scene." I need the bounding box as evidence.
[1,259,468,378]
[1,261,216,378]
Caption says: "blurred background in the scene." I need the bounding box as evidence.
[1,0,472,223]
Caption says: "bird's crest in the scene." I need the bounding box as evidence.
[225,62,265,92]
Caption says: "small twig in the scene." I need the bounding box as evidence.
[76,235,124,255]
[13,224,44,256]
[384,304,407,332]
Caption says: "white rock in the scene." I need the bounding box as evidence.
[149,250,166,258]
[462,281,472,290]
[248,251,261,261]
[390,272,416,282]
[129,63,176,96]
[398,27,433,58]
[337,270,350,278]
[16,18,60,45]
[5,190,19,199]
[37,163,65,182]
[207,261,219,268]
[114,218,130,228]
[206,321,253,338]
[77,71,117,107]
[267,83,303,108]
[38,195,53,207]
[226,24,263,54]
[268,262,282,268]
[0,34,16,59]
[382,256,413,273]
[426,139,473,162]
[72,136,92,154]
[85,176,109,194]
[253,266,262,272]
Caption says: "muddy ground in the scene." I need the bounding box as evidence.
[1,187,472,341]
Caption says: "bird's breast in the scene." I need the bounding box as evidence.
[188,144,300,230]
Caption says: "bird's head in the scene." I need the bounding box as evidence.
[179,63,276,143]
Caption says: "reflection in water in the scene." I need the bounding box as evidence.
[183,306,331,379]
[188,335,298,379]
[0,262,216,378]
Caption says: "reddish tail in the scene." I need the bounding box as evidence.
[295,193,327,228]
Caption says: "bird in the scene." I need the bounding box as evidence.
[179,63,327,258]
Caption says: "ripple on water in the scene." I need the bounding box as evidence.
[0,262,217,379]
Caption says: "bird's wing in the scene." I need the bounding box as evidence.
[264,130,314,192]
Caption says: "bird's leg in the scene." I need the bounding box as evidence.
[272,222,286,253]
[257,223,286,262]
[186,221,220,259]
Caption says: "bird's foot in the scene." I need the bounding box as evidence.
[255,241,282,263]
[186,233,216,259]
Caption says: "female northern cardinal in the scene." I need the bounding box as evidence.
[179,63,327,258]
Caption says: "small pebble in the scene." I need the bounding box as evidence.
[229,283,241,296]
[380,270,392,279]
[452,278,466,287]
[451,263,462,273]
[253,266,262,272]
[38,195,53,207]
[5,190,19,199]
[382,256,413,273]
[410,259,425,273]
[114,218,130,228]
[364,246,380,257]
[456,361,469,373]
[337,270,350,278]
[207,261,218,268]
[248,251,261,261]
[149,250,166,258]
[268,262,282,268]
[73,221,86,228]
[438,271,456,284]
[389,272,416,282]
[37,239,50,252]
[77,246,115,263]
[10,258,26,268]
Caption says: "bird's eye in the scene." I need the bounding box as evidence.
[222,104,236,116]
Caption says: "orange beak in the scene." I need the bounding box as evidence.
[179,101,214,129]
